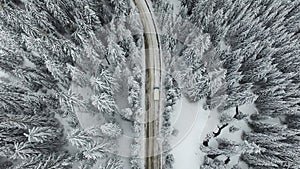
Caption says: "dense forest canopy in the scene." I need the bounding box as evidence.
[153,0,300,168]
[0,0,145,168]
[0,0,299,168]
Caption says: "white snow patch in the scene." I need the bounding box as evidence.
[114,75,134,168]
[170,98,210,169]
[170,97,257,168]
[117,116,135,169]
[216,104,256,168]
[205,104,256,168]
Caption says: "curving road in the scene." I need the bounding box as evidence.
[132,0,163,168]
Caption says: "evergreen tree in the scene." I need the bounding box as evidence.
[180,62,210,102]
[90,93,117,116]
[101,156,123,169]
[82,140,113,161]
[100,123,122,138]
[14,153,73,169]
[182,1,300,168]
[67,129,93,148]
[0,0,138,168]
[181,34,211,66]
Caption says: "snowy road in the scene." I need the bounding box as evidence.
[132,0,163,168]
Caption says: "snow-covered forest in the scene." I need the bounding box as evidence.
[153,0,300,168]
[0,0,146,168]
[0,0,300,168]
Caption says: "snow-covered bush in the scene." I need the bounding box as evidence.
[132,121,142,135]
[120,108,134,121]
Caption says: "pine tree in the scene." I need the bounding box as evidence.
[91,69,119,94]
[120,108,133,121]
[0,27,24,71]
[24,127,59,143]
[100,123,122,138]
[178,1,300,168]
[90,93,117,116]
[106,33,126,68]
[0,113,59,129]
[10,142,39,160]
[0,0,139,168]
[0,82,42,113]
[240,140,264,155]
[180,62,210,102]
[239,45,276,84]
[101,156,123,169]
[58,89,86,113]
[181,34,211,66]
[241,153,279,169]
[128,75,141,113]
[82,140,112,160]
[67,129,93,148]
[110,0,128,15]
[243,125,300,168]
[66,64,88,87]
[14,153,73,169]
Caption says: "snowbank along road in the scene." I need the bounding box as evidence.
[132,0,163,168]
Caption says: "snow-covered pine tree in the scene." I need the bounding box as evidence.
[181,34,211,66]
[14,153,73,169]
[0,0,141,168]
[180,62,210,102]
[128,75,141,113]
[67,129,93,148]
[181,1,300,168]
[90,93,117,116]
[101,156,123,169]
[82,140,114,161]
[243,126,300,168]
[120,108,133,121]
[106,31,126,68]
[100,123,122,138]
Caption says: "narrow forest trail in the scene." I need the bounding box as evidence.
[132,0,163,168]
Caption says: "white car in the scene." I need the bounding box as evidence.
[154,87,160,101]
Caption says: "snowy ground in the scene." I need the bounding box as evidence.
[115,80,132,168]
[212,104,256,168]
[170,98,210,169]
[170,97,256,169]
